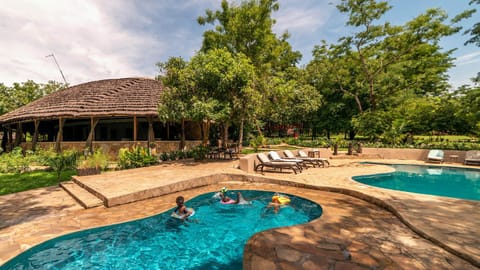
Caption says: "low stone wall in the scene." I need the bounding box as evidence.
[21,140,202,159]
[239,148,470,173]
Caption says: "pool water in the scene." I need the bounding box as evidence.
[2,190,322,270]
[353,164,480,201]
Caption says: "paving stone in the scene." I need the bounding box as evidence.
[0,159,478,269]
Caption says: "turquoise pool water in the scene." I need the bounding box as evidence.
[2,190,322,270]
[353,164,480,200]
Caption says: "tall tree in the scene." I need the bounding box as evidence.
[0,80,66,115]
[156,57,192,149]
[308,0,463,138]
[189,48,257,148]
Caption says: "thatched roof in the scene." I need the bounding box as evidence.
[0,78,163,125]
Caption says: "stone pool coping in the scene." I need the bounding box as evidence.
[0,159,479,269]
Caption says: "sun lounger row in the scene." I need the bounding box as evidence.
[255,150,329,174]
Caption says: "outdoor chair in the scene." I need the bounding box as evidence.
[268,151,305,170]
[298,150,330,167]
[283,150,321,167]
[426,149,444,163]
[254,153,301,174]
[223,143,239,159]
[464,150,480,165]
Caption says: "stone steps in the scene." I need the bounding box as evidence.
[60,181,104,209]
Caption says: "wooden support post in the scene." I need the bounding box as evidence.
[55,118,65,153]
[1,127,7,151]
[85,117,99,153]
[7,126,13,151]
[133,115,137,142]
[14,123,23,147]
[32,120,40,151]
[148,117,154,144]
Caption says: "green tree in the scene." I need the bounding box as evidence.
[198,0,306,140]
[0,80,66,115]
[308,0,463,138]
[188,48,257,148]
[156,57,192,149]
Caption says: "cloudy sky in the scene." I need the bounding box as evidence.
[0,0,478,88]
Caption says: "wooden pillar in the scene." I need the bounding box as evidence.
[32,120,40,151]
[85,117,99,153]
[55,118,65,153]
[1,127,7,152]
[133,115,137,142]
[14,123,23,147]
[7,126,13,151]
[147,117,154,145]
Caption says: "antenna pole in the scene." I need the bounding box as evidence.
[46,53,68,84]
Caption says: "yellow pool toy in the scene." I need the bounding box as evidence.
[272,194,290,205]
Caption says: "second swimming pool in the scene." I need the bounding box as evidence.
[353,164,480,201]
[2,190,322,270]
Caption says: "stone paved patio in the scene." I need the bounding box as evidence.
[0,158,479,269]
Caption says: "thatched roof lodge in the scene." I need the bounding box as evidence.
[0,77,201,153]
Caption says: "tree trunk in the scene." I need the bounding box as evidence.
[223,122,229,148]
[238,118,244,150]
[180,118,185,150]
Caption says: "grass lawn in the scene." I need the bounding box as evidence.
[0,169,76,196]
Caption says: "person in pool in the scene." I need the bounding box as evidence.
[267,193,291,213]
[219,187,247,204]
[174,196,193,220]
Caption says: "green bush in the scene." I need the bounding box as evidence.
[190,145,209,160]
[0,147,35,173]
[45,150,79,183]
[117,146,157,169]
[78,149,110,170]
[159,152,169,161]
[249,135,266,152]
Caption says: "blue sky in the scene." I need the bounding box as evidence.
[0,0,478,88]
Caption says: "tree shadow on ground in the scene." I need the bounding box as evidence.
[0,186,77,229]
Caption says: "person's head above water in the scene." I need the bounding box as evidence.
[220,187,228,194]
[176,196,184,206]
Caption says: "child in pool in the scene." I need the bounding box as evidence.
[174,196,193,220]
[267,193,290,213]
[219,191,243,204]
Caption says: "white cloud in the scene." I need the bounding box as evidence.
[0,0,166,86]
[273,1,335,34]
[455,51,480,66]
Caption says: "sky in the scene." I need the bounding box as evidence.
[0,0,478,89]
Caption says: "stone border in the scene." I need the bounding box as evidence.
[78,172,476,267]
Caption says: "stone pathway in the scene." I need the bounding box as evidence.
[0,158,479,269]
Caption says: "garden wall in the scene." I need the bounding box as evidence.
[21,140,202,159]
[239,148,469,173]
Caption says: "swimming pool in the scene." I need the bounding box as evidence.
[353,164,480,201]
[2,190,322,270]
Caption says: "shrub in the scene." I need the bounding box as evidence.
[78,149,110,170]
[190,145,209,160]
[249,135,266,152]
[45,150,79,183]
[0,147,34,173]
[159,152,169,161]
[117,146,157,169]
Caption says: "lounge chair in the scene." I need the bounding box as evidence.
[426,149,444,163]
[465,150,480,165]
[254,153,301,174]
[283,150,321,167]
[298,150,330,167]
[268,151,305,170]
